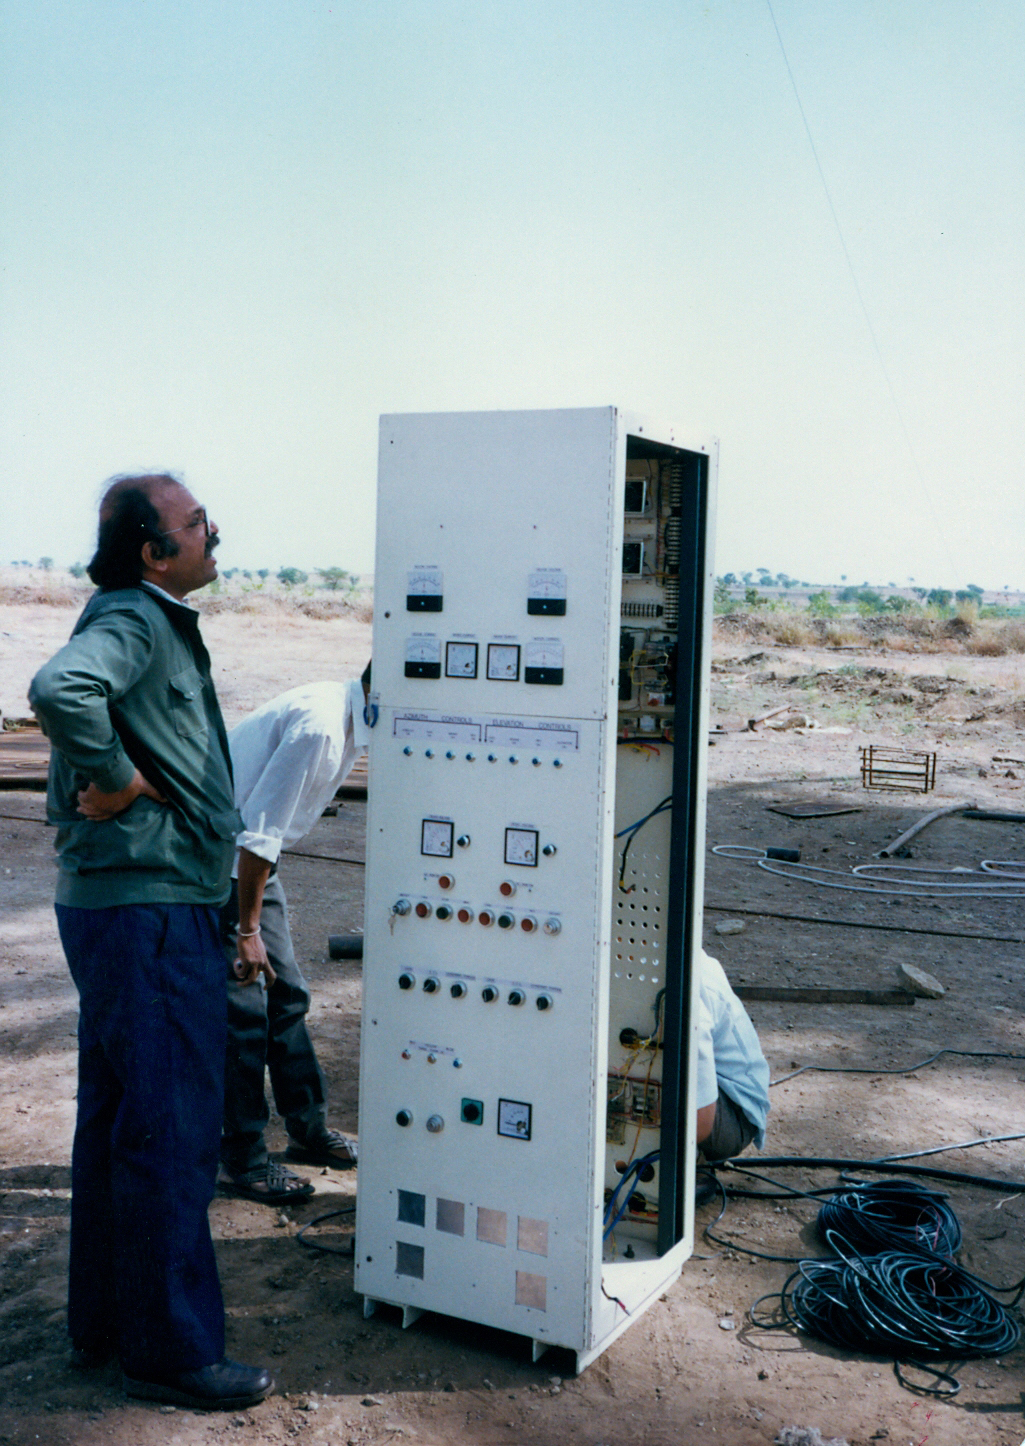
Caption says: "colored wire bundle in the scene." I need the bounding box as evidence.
[603,1150,659,1240]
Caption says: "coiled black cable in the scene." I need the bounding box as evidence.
[752,1230,1020,1397]
[740,1178,1022,1397]
[816,1179,962,1258]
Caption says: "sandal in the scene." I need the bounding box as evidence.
[285,1128,358,1169]
[218,1159,314,1205]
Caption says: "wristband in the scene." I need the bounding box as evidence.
[237,927,262,938]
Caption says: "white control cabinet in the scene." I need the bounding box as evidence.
[356,407,717,1370]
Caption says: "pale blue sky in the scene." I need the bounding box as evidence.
[2,1,1022,586]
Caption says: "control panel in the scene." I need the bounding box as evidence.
[356,407,716,1371]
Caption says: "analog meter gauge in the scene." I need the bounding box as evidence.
[525,638,564,686]
[527,567,567,616]
[504,827,539,867]
[497,1098,532,1141]
[445,641,478,678]
[421,819,454,858]
[487,643,521,681]
[406,566,443,612]
[405,635,442,679]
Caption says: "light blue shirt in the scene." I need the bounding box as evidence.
[695,949,770,1148]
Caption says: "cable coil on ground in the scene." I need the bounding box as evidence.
[743,1179,1022,1396]
[755,1232,1020,1397]
[815,1178,962,1257]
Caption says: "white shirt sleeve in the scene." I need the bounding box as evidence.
[694,991,720,1110]
[233,681,369,865]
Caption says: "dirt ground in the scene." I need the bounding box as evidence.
[2,602,1024,1446]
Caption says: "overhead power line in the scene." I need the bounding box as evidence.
[764,0,956,577]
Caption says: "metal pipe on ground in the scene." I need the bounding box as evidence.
[875,801,975,858]
[328,934,364,960]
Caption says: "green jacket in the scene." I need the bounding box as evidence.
[29,585,243,908]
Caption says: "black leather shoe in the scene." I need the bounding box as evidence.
[123,1358,274,1410]
[285,1128,357,1169]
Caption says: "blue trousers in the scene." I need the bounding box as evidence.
[56,903,227,1377]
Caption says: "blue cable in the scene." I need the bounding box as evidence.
[603,1151,660,1240]
[614,796,672,840]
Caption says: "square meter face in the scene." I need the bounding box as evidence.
[445,641,478,678]
[487,643,520,682]
[505,827,538,868]
[421,819,454,858]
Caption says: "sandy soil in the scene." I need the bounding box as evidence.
[2,601,1024,1446]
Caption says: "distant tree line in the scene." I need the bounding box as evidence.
[10,559,363,593]
[712,575,1019,618]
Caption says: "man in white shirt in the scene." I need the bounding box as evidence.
[218,680,370,1204]
[695,949,770,1163]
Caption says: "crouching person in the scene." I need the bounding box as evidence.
[695,949,770,1181]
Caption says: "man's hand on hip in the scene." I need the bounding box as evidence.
[76,770,166,821]
[233,930,277,987]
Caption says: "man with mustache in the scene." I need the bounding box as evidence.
[29,474,273,1411]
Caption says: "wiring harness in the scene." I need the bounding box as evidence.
[603,1150,659,1239]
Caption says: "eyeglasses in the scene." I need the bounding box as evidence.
[162,508,211,538]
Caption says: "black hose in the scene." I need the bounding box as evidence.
[727,1154,1025,1193]
[296,1205,356,1256]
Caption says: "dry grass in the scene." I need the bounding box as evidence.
[196,590,373,623]
[965,619,1025,656]
[716,610,1025,656]
[0,568,374,624]
[760,614,816,647]
[820,622,861,647]
[0,581,92,607]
